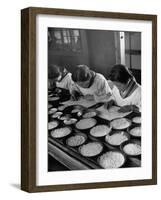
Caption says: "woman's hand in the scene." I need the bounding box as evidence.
[104,100,116,109]
[118,105,139,113]
[71,90,82,101]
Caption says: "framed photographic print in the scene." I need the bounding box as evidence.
[21,7,157,192]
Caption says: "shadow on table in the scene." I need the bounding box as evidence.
[10,183,20,190]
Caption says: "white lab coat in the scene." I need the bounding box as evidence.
[56,73,73,90]
[71,73,112,102]
[112,84,141,111]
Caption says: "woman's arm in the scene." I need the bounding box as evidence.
[94,77,112,102]
[104,99,116,109]
[70,84,83,101]
[118,105,140,113]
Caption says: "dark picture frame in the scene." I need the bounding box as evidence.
[21,7,157,192]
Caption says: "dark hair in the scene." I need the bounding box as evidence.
[109,64,133,84]
[48,64,61,79]
[72,65,92,82]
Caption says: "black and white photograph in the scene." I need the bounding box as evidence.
[48,28,142,172]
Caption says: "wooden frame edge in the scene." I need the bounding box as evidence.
[152,15,157,185]
[27,179,156,193]
[21,8,30,192]
[21,7,37,192]
[27,6,157,20]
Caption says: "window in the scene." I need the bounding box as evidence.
[48,28,82,52]
[125,32,141,70]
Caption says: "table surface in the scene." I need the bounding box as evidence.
[48,88,141,171]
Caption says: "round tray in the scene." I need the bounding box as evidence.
[78,141,103,158]
[82,109,98,118]
[90,124,112,138]
[120,139,141,157]
[48,120,59,131]
[131,116,141,125]
[97,150,126,169]
[75,118,97,130]
[110,118,132,130]
[105,131,130,147]
[128,124,141,138]
[50,127,72,139]
[66,132,87,147]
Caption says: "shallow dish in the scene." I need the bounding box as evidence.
[82,110,97,118]
[48,120,59,130]
[110,118,131,130]
[97,150,126,169]
[132,116,141,124]
[121,139,141,156]
[51,112,63,119]
[128,125,141,137]
[57,105,68,111]
[51,127,72,139]
[79,142,103,157]
[48,108,58,115]
[66,132,87,147]
[90,125,111,137]
[64,118,78,125]
[59,115,69,121]
[105,131,130,146]
[48,96,60,101]
[75,118,97,130]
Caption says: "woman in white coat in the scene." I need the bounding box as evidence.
[71,65,112,102]
[107,64,141,112]
[48,64,73,91]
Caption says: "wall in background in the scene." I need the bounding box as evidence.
[48,29,116,78]
[86,30,116,77]
[48,29,90,73]
[125,32,141,83]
